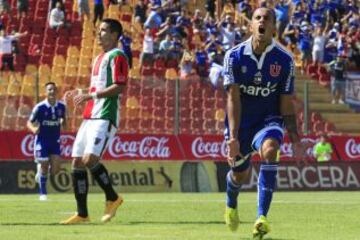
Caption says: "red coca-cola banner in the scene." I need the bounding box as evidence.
[0,131,360,161]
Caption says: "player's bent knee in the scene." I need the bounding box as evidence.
[82,154,100,168]
[232,168,250,184]
[72,157,85,169]
[261,146,279,162]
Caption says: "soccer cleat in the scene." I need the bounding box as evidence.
[224,206,240,232]
[39,195,47,201]
[101,196,124,223]
[60,214,90,225]
[253,215,270,240]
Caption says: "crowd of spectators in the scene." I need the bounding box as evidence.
[0,0,359,88]
[119,0,360,89]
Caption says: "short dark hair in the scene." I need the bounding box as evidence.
[45,82,56,88]
[102,18,123,39]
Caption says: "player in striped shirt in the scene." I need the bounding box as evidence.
[61,19,128,224]
[223,8,305,239]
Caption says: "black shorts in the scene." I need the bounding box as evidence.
[0,54,15,71]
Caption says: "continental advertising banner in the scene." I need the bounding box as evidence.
[216,161,360,191]
[0,161,219,194]
[1,131,360,161]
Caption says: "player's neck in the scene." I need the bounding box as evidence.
[47,98,56,106]
[251,38,272,56]
[102,43,118,52]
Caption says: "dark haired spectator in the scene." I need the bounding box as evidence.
[0,8,9,31]
[134,0,147,24]
[298,21,313,73]
[283,17,299,52]
[78,0,90,21]
[275,0,291,45]
[205,31,223,60]
[194,44,208,80]
[0,0,10,12]
[93,0,104,26]
[17,0,28,19]
[327,55,347,104]
[119,30,133,68]
[205,0,215,18]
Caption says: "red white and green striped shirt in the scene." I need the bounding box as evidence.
[83,48,128,127]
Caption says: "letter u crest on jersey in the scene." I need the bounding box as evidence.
[270,64,281,77]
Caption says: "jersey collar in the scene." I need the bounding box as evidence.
[44,99,58,108]
[243,37,276,70]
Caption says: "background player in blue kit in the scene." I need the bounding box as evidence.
[27,82,66,201]
[223,8,305,239]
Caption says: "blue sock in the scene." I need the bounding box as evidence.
[226,171,241,209]
[257,164,278,217]
[39,175,47,195]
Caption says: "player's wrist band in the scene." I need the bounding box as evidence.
[90,92,98,99]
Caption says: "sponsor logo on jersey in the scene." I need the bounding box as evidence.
[239,82,277,97]
[253,71,262,85]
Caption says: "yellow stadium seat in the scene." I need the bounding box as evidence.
[53,55,66,67]
[21,84,35,97]
[25,64,38,75]
[66,56,79,67]
[52,65,65,77]
[65,65,78,76]
[126,97,139,109]
[0,83,7,96]
[78,66,90,77]
[215,109,225,121]
[67,46,80,57]
[80,49,93,58]
[129,67,140,79]
[39,75,51,86]
[23,74,36,86]
[79,57,92,67]
[51,75,64,86]
[39,64,51,76]
[165,69,178,80]
[7,82,21,96]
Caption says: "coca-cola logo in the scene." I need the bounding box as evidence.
[191,137,227,158]
[108,136,171,158]
[345,139,360,159]
[59,135,75,157]
[21,134,35,157]
[280,138,316,158]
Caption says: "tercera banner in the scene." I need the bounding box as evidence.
[1,131,360,161]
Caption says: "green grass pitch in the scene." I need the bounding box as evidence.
[0,192,359,240]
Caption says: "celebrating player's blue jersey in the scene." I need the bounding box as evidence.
[223,37,295,158]
[29,100,66,160]
[223,37,294,129]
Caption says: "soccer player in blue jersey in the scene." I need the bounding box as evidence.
[27,82,66,201]
[223,8,304,239]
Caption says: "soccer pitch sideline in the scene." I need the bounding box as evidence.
[0,192,359,240]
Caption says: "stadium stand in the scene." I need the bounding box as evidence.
[0,0,359,136]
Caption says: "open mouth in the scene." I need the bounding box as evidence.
[259,26,265,34]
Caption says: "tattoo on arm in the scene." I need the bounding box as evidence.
[283,114,299,143]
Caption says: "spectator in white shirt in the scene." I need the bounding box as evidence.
[49,2,65,29]
[140,28,154,67]
[0,29,27,82]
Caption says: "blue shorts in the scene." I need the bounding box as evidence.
[34,138,60,162]
[225,117,284,172]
